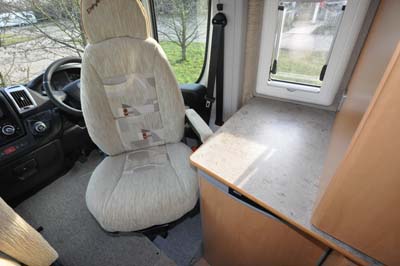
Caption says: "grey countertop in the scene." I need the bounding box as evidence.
[191,97,381,266]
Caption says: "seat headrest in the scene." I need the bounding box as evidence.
[81,0,150,44]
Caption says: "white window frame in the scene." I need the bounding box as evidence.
[255,0,372,106]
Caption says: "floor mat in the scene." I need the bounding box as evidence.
[154,214,203,266]
[15,151,176,266]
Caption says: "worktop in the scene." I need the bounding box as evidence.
[190,97,381,266]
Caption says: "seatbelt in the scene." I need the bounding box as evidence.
[205,3,227,126]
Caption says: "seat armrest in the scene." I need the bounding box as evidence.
[185,109,213,143]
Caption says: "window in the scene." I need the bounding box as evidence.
[270,1,346,87]
[0,1,209,88]
[0,2,83,87]
[256,0,372,106]
[151,0,210,84]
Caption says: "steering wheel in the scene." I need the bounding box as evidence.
[43,57,82,116]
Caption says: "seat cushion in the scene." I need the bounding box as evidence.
[86,143,198,232]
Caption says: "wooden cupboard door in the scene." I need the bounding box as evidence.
[322,251,359,266]
[199,175,326,266]
[313,43,400,266]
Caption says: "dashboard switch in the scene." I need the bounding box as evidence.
[4,146,16,155]
[33,121,47,133]
[2,125,16,136]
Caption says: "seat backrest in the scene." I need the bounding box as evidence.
[81,0,186,156]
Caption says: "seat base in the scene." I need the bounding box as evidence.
[86,143,199,232]
[104,201,200,241]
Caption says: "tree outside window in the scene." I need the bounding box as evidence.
[153,0,209,84]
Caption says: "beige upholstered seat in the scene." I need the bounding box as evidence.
[81,0,212,232]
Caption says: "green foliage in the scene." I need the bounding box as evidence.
[160,41,205,84]
[0,33,35,47]
[272,49,326,86]
[154,0,205,62]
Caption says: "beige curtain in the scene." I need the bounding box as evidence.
[241,0,265,105]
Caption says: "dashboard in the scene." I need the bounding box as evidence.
[0,65,94,205]
[0,66,82,161]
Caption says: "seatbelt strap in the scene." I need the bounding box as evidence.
[214,12,225,127]
[205,4,227,125]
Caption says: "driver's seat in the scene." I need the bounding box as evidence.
[80,0,211,232]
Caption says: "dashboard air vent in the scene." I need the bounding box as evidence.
[11,90,33,108]
[4,86,37,113]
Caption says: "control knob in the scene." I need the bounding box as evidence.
[2,125,16,136]
[33,121,47,133]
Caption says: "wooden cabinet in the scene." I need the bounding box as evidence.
[200,175,326,266]
[191,93,378,266]
[322,251,359,266]
[313,43,400,266]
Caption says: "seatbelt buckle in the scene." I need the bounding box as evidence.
[204,95,215,108]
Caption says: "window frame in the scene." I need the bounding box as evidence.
[146,0,212,84]
[255,0,372,106]
[269,2,345,89]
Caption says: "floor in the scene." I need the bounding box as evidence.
[15,150,202,266]
[154,214,203,266]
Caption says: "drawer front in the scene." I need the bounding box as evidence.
[199,173,327,266]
